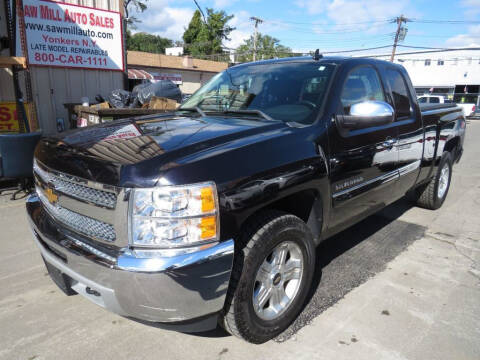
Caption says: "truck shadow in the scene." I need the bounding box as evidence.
[275,198,426,342]
[181,198,425,340]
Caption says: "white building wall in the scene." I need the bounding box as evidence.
[165,47,184,56]
[179,70,216,94]
[378,50,480,88]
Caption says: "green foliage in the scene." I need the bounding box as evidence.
[126,31,173,54]
[236,33,293,63]
[183,9,235,57]
[124,0,148,30]
[183,10,203,47]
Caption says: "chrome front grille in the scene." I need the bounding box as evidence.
[34,162,117,209]
[37,188,116,242]
[33,160,118,243]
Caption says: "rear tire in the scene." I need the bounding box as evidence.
[220,210,315,344]
[413,152,453,210]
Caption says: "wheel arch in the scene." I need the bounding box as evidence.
[237,188,325,245]
[443,136,461,160]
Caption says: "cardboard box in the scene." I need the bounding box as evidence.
[90,102,110,110]
[149,97,177,110]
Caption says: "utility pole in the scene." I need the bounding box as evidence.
[390,15,408,62]
[250,17,263,61]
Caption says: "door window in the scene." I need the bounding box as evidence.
[418,97,428,103]
[429,97,440,104]
[340,66,385,114]
[386,69,412,120]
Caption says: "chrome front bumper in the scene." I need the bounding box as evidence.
[26,194,234,330]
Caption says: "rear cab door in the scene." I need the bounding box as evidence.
[381,65,424,197]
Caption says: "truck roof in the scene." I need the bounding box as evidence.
[230,55,405,70]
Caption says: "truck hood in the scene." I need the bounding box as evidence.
[35,114,287,187]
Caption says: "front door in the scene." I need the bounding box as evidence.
[328,64,399,231]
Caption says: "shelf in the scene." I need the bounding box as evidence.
[0,56,26,68]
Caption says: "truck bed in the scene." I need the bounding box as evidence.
[419,103,459,111]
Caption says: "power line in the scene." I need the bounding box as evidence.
[266,18,480,26]
[366,47,480,58]
[192,0,207,24]
[266,23,392,35]
[280,35,395,45]
[397,45,448,50]
[407,34,480,38]
[258,16,479,38]
[322,45,394,54]
[279,33,395,40]
[410,19,480,24]
[263,17,480,27]
[332,46,480,55]
[193,46,480,62]
[261,17,393,34]
[203,44,394,58]
[263,18,391,26]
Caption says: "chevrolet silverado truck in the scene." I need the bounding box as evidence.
[27,56,465,344]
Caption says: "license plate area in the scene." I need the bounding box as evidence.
[43,257,77,296]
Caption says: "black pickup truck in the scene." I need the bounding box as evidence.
[27,56,465,344]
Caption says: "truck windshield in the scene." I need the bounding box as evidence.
[180,62,336,125]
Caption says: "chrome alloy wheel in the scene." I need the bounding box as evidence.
[252,241,304,321]
[437,164,450,199]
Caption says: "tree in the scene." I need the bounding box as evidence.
[126,31,173,54]
[236,34,292,63]
[183,10,203,49]
[183,9,235,57]
[124,0,148,30]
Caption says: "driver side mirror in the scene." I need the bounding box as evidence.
[336,101,394,130]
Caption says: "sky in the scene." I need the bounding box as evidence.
[130,0,480,56]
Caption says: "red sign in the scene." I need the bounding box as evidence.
[23,0,124,71]
[0,102,32,133]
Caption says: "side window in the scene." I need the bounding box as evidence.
[429,97,440,104]
[418,97,428,103]
[340,66,385,114]
[386,69,412,119]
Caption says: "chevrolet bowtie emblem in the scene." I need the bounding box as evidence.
[45,187,58,205]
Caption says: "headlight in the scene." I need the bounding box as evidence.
[130,182,219,251]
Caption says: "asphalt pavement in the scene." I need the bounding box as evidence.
[0,121,479,360]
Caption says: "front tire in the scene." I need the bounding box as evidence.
[221,210,315,344]
[413,152,453,210]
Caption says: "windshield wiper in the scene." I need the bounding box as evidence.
[177,107,206,117]
[221,109,275,121]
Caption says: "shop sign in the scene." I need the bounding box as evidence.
[152,73,182,84]
[23,0,124,71]
[0,102,32,133]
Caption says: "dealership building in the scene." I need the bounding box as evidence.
[127,51,228,95]
[1,0,124,134]
[381,49,480,106]
[0,0,227,135]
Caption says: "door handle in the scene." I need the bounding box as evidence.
[382,138,396,149]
